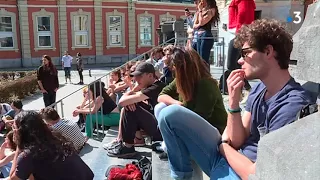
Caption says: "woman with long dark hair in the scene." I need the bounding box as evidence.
[154,47,227,178]
[73,81,120,137]
[193,0,220,67]
[155,46,227,133]
[8,111,94,180]
[37,55,59,107]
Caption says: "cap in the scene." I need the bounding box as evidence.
[130,62,155,77]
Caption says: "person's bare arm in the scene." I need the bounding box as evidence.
[219,143,255,180]
[37,81,46,92]
[158,95,182,106]
[194,8,215,28]
[0,152,15,167]
[77,97,103,114]
[225,69,251,149]
[118,91,149,107]
[113,82,129,93]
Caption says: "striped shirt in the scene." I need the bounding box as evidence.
[52,118,86,151]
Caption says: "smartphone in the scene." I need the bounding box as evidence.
[185,8,189,12]
[223,23,227,30]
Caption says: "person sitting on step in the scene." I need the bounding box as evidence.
[41,107,87,153]
[106,69,129,104]
[106,62,165,158]
[8,111,94,180]
[0,131,17,178]
[156,19,315,180]
[2,100,24,129]
[72,81,120,138]
[154,46,227,159]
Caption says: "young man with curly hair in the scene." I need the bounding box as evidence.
[156,19,315,180]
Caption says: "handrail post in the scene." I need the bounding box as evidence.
[99,79,104,138]
[60,100,64,118]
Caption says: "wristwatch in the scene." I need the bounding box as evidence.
[219,140,230,146]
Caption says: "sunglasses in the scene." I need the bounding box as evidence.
[241,47,253,58]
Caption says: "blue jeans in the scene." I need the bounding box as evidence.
[192,30,214,65]
[157,104,240,180]
[0,162,12,177]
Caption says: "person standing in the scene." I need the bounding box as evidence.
[76,52,84,85]
[223,0,256,103]
[192,0,220,68]
[61,51,73,84]
[37,55,59,107]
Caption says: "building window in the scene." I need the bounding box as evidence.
[160,12,176,23]
[0,16,14,48]
[37,16,52,47]
[71,9,91,50]
[74,15,88,46]
[106,9,126,49]
[139,16,152,46]
[32,8,55,51]
[109,16,122,46]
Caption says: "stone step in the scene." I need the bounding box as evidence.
[151,149,204,180]
[80,126,152,180]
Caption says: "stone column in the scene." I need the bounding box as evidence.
[94,0,103,62]
[58,0,68,64]
[17,0,31,67]
[128,1,136,58]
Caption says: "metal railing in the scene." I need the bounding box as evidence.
[50,36,226,139]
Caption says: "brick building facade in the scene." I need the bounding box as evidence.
[0,0,309,68]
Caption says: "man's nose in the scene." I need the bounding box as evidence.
[237,57,244,65]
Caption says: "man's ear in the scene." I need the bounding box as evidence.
[265,45,274,57]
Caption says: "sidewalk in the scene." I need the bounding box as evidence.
[22,69,112,119]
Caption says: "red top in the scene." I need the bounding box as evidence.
[228,0,256,33]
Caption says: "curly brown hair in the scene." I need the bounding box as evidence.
[234,19,293,69]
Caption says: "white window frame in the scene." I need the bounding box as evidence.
[32,8,55,51]
[71,9,92,50]
[37,16,52,48]
[137,11,155,47]
[74,15,89,47]
[159,12,176,23]
[0,8,18,51]
[106,10,126,48]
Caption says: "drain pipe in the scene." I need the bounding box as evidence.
[16,0,24,68]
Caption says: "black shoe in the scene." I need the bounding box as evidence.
[159,152,168,160]
[107,143,137,158]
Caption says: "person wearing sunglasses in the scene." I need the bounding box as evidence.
[156,19,315,180]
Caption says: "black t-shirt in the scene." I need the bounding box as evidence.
[37,65,59,92]
[16,150,94,180]
[141,80,165,112]
[101,95,117,115]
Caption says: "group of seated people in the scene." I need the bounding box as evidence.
[0,103,93,179]
[0,19,317,180]
[89,19,317,179]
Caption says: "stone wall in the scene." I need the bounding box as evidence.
[249,112,320,180]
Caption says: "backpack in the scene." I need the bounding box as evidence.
[105,156,152,180]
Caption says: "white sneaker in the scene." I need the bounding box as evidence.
[103,139,120,150]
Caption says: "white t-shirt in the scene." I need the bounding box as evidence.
[0,103,12,117]
[62,55,73,68]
